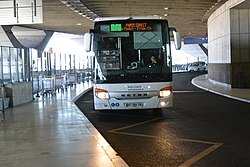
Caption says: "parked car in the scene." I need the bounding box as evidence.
[204,63,208,72]
[188,61,206,72]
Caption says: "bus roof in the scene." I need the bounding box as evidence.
[94,16,166,22]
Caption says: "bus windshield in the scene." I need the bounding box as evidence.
[93,20,171,84]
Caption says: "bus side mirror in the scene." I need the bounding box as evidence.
[84,33,92,52]
[173,31,181,50]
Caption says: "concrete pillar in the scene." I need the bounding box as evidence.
[208,0,250,88]
[230,8,250,88]
[23,48,31,82]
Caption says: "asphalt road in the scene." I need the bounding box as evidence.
[75,72,250,167]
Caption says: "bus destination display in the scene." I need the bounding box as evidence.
[110,23,153,32]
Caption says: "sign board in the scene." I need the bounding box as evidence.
[110,22,153,32]
[184,37,208,44]
[0,0,43,25]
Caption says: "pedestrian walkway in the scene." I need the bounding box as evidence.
[0,82,128,167]
[192,74,250,103]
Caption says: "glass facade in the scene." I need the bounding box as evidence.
[0,46,92,96]
[0,47,25,84]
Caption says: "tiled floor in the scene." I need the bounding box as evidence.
[0,81,128,167]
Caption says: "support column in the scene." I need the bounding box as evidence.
[230,8,250,88]
[208,0,250,88]
[23,48,31,82]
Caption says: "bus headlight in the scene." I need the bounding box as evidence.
[160,101,166,106]
[159,86,172,98]
[95,88,110,100]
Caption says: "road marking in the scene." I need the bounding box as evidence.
[179,141,223,167]
[108,118,223,167]
[110,131,157,138]
[108,118,161,133]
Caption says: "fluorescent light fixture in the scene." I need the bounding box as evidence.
[60,0,98,21]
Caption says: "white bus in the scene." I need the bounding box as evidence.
[84,16,181,111]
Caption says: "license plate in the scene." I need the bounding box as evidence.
[124,102,145,107]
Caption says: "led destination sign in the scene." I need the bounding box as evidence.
[110,22,153,32]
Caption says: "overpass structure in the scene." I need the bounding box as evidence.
[0,0,249,105]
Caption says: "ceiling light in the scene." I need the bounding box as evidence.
[73,8,79,13]
[60,0,68,4]
[65,2,72,7]
[60,0,98,21]
[164,7,169,10]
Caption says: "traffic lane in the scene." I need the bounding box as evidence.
[173,91,250,167]
[75,72,250,166]
[173,72,250,166]
[75,92,212,167]
[174,91,250,140]
[172,72,250,166]
[172,71,206,91]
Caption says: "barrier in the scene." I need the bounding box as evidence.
[54,74,65,92]
[42,76,56,96]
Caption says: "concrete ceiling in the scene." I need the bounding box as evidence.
[25,0,230,38]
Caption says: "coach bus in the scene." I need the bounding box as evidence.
[84,16,181,111]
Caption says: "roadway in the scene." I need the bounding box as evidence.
[75,72,250,167]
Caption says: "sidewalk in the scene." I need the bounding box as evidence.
[0,82,128,167]
[192,74,250,103]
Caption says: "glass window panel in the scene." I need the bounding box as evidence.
[0,47,2,85]
[18,49,24,82]
[10,48,18,82]
[31,49,38,73]
[2,47,11,83]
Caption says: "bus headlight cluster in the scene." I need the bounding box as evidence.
[95,88,110,100]
[159,86,172,98]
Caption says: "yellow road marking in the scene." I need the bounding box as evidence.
[110,131,157,138]
[108,118,161,133]
[179,138,220,145]
[108,118,223,167]
[179,142,223,167]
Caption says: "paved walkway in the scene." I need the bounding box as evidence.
[0,82,128,167]
[192,74,250,103]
